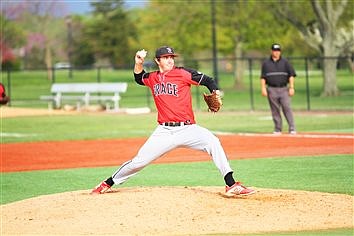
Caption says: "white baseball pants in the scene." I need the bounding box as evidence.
[111,124,233,185]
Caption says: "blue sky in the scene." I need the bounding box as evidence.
[64,0,146,14]
[64,0,93,14]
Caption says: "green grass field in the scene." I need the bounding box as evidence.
[1,155,353,205]
[2,111,353,143]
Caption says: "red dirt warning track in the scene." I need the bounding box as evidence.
[2,133,353,172]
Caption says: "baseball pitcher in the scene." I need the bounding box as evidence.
[91,46,255,197]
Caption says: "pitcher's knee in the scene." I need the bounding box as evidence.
[203,136,223,152]
[130,155,155,170]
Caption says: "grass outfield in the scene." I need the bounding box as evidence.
[2,111,353,143]
[1,155,353,205]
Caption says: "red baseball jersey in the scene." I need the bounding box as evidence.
[142,67,199,124]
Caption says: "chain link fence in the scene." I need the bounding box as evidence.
[1,56,353,111]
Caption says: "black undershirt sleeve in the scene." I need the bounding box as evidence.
[134,70,146,85]
[183,67,218,93]
[199,75,218,93]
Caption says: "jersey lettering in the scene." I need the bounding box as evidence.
[153,82,178,97]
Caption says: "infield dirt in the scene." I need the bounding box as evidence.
[2,187,353,235]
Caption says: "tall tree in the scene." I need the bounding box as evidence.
[136,1,292,89]
[272,0,353,96]
[68,15,95,67]
[87,0,136,67]
[132,0,211,67]
[218,0,294,89]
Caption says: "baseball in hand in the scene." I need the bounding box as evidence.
[136,49,147,59]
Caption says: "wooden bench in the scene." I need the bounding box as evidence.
[40,83,128,111]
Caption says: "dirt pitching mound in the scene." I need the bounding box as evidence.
[2,187,353,235]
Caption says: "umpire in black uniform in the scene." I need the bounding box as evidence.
[260,43,296,134]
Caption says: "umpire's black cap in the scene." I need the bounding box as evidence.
[155,46,178,58]
[271,43,281,51]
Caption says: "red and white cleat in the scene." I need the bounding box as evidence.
[91,181,111,195]
[225,182,256,197]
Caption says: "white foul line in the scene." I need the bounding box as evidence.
[236,132,354,139]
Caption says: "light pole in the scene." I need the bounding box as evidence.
[211,0,219,87]
[66,15,73,78]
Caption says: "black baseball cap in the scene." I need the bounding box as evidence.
[271,43,281,51]
[155,46,178,58]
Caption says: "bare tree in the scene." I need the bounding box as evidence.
[274,0,353,96]
[25,1,67,79]
[5,0,68,78]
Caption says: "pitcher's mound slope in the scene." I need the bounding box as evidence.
[2,187,353,235]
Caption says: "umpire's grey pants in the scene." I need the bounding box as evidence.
[267,87,295,132]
